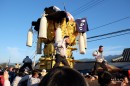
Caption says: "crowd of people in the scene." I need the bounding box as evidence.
[0,65,129,86]
[0,35,129,86]
[0,66,90,86]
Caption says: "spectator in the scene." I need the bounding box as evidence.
[8,67,16,84]
[0,72,4,86]
[4,71,10,86]
[27,70,40,86]
[12,72,23,86]
[40,69,47,79]
[0,66,2,72]
[18,73,31,86]
[39,66,89,86]
[98,71,112,86]
[20,56,33,72]
[121,75,129,86]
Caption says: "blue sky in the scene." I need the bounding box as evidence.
[0,0,130,63]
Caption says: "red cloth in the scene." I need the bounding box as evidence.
[128,70,130,79]
[0,75,4,86]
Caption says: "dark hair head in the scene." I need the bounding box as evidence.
[98,71,112,86]
[32,70,39,77]
[99,45,103,48]
[39,66,88,86]
[26,56,29,58]
[17,72,24,77]
[64,36,69,39]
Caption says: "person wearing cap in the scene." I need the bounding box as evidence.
[92,45,108,75]
[41,69,47,77]
[40,69,47,80]
[53,36,70,67]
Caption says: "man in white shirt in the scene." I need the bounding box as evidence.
[92,45,108,75]
[53,36,70,67]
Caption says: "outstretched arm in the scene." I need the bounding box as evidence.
[4,71,10,86]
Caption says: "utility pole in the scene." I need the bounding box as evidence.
[33,55,36,68]
[8,57,11,67]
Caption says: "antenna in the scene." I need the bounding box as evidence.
[63,2,67,12]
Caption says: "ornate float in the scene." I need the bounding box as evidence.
[26,6,88,70]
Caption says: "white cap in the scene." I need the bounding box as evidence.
[86,73,89,75]
[42,69,46,72]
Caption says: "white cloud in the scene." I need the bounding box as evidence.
[6,47,25,63]
[5,46,39,63]
[104,46,124,56]
[86,45,124,56]
[87,48,97,53]
[3,45,124,62]
[104,46,124,51]
[0,47,22,63]
[7,47,21,57]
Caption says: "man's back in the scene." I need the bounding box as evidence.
[23,57,32,64]
[27,77,40,86]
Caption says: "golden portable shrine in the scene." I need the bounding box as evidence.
[26,6,88,70]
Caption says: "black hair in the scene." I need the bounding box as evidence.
[39,66,88,86]
[99,45,103,48]
[17,72,24,77]
[98,71,112,86]
[64,36,69,39]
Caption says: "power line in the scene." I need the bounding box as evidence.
[88,31,130,42]
[90,16,130,31]
[71,0,96,14]
[73,0,104,15]
[31,50,37,59]
[87,28,130,39]
[73,0,105,16]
